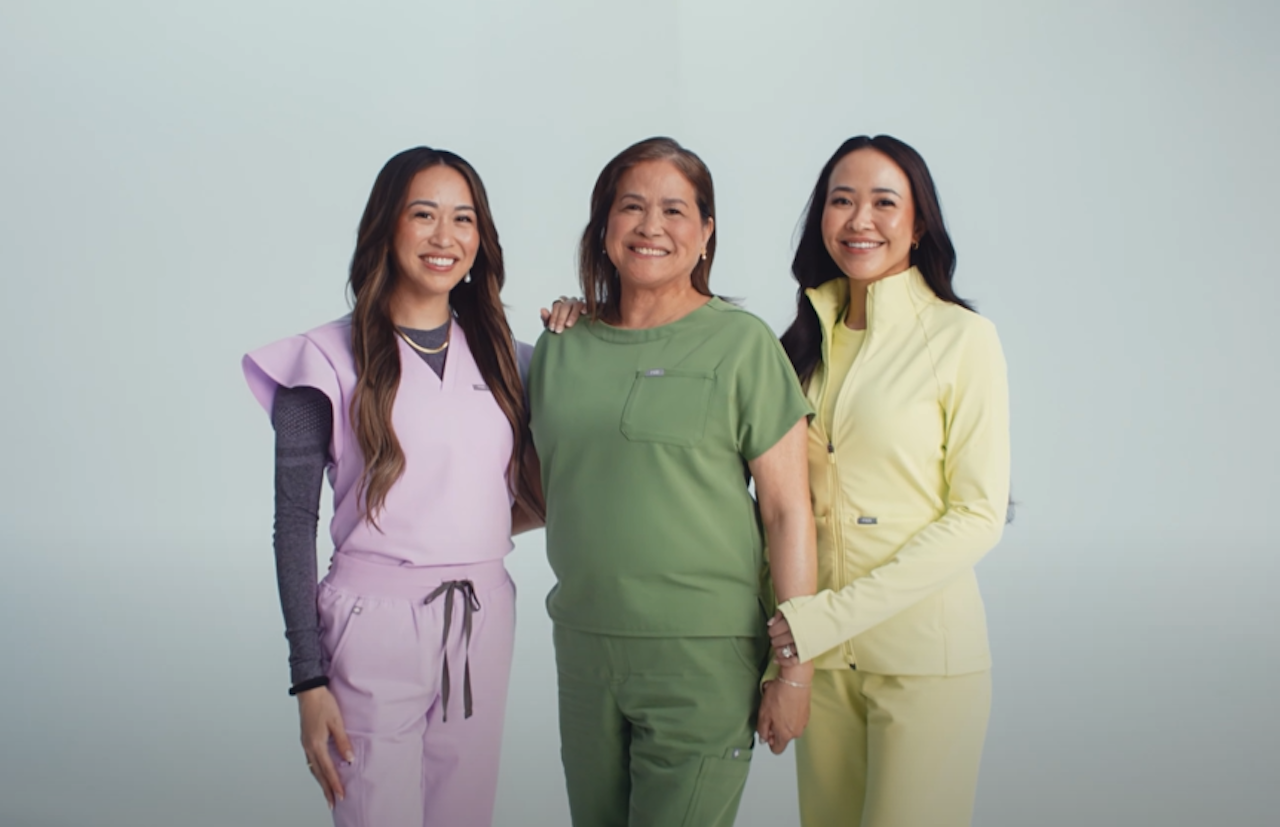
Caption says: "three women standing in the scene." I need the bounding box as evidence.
[244,133,1010,827]
[243,147,541,827]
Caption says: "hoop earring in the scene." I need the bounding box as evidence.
[911,240,919,251]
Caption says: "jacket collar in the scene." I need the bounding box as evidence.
[805,266,938,341]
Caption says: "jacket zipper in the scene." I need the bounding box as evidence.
[827,438,847,654]
[818,339,851,664]
[824,298,874,666]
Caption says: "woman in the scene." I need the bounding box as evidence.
[763,135,1012,827]
[526,136,817,827]
[241,147,542,827]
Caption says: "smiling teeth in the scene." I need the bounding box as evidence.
[634,247,668,256]
[425,256,455,266]
[845,242,881,249]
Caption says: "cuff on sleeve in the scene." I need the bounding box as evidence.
[288,676,330,697]
[777,594,824,664]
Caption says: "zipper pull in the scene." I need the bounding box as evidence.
[827,441,835,463]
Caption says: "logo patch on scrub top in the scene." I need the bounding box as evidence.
[857,517,878,525]
[644,368,665,377]
[473,384,489,391]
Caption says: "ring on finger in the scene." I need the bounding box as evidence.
[780,645,793,659]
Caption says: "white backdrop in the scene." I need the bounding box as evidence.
[2,1,1277,825]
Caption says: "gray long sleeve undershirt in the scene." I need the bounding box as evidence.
[270,323,449,690]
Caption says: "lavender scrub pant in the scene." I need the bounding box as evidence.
[318,553,516,827]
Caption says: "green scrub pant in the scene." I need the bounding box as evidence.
[553,625,765,827]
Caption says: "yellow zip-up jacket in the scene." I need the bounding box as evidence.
[777,267,1010,675]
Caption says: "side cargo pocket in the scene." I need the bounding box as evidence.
[681,745,753,827]
[317,582,364,675]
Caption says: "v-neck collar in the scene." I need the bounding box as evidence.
[397,318,464,392]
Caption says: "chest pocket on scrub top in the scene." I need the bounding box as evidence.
[620,368,716,447]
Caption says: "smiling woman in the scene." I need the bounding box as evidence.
[600,160,713,307]
[527,137,818,827]
[239,147,544,827]
[770,135,1011,827]
[390,165,480,308]
[577,138,717,326]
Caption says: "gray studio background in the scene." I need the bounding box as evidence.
[2,1,1277,825]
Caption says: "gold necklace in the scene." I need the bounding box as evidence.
[397,326,449,355]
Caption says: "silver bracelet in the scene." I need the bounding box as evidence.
[775,677,810,689]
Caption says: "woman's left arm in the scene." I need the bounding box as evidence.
[751,418,817,627]
[775,319,1011,663]
[750,417,817,753]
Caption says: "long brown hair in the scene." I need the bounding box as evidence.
[346,147,543,526]
[780,135,973,385]
[578,137,716,323]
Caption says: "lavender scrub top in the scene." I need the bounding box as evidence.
[243,315,519,567]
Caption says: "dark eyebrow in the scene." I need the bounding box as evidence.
[406,199,475,212]
[829,185,902,197]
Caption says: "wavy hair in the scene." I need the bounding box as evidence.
[346,147,543,526]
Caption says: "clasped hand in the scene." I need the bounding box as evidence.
[757,611,812,754]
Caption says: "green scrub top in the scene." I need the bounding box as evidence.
[528,297,813,638]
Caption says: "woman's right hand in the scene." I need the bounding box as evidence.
[298,686,354,810]
[756,678,812,755]
[539,296,588,333]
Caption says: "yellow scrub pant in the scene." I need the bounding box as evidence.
[795,668,991,827]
